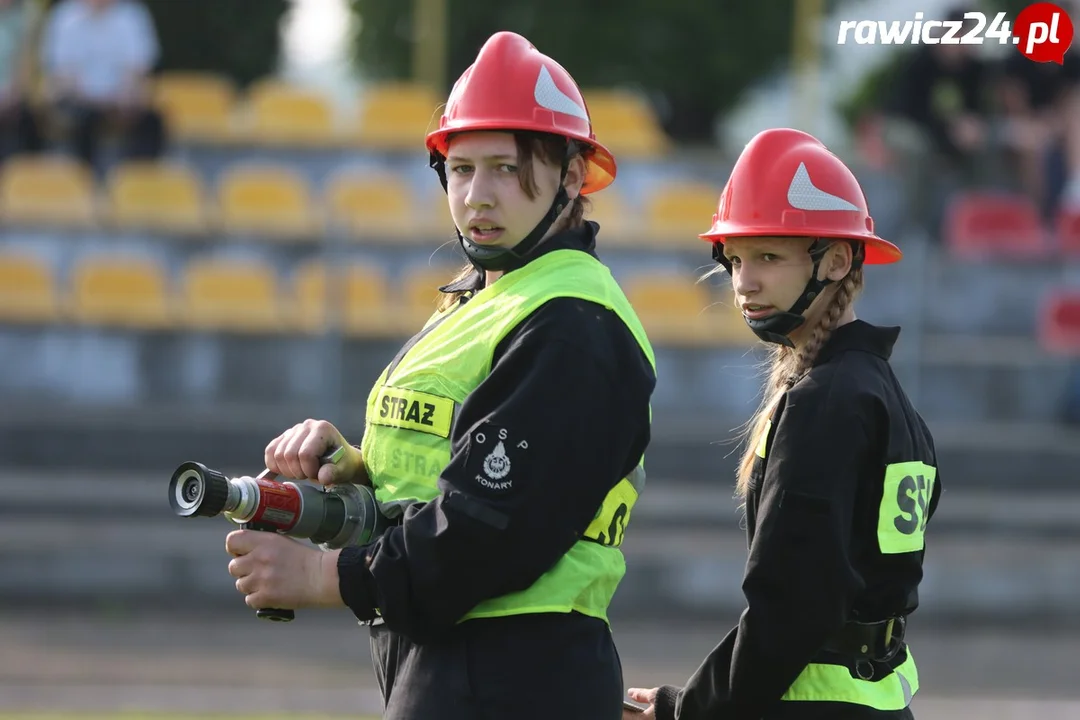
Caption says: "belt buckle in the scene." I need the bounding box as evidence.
[879,616,906,663]
[855,616,905,681]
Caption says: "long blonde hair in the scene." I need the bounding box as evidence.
[435,132,591,312]
[734,264,864,496]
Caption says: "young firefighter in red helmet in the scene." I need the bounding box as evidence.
[626,128,942,720]
[221,31,657,719]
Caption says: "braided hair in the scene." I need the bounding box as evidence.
[734,261,863,496]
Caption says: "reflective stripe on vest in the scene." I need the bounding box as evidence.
[360,249,656,622]
[781,648,919,710]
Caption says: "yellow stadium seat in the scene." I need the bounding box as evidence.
[106,161,207,235]
[583,187,642,244]
[624,273,726,347]
[180,257,282,333]
[583,89,671,159]
[244,80,336,147]
[68,256,172,329]
[401,265,464,328]
[0,155,96,228]
[414,191,457,239]
[343,263,406,336]
[698,275,756,346]
[645,181,720,244]
[292,260,402,337]
[324,171,416,240]
[355,83,442,151]
[292,260,328,333]
[217,164,319,240]
[0,253,59,323]
[153,72,237,143]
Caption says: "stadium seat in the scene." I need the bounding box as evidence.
[179,257,282,333]
[343,263,406,336]
[401,265,463,328]
[414,190,457,239]
[0,155,97,228]
[324,171,416,240]
[622,273,709,345]
[217,164,319,240]
[153,72,237,143]
[292,260,400,337]
[243,79,337,147]
[623,273,748,347]
[582,89,670,159]
[354,83,442,151]
[698,274,756,345]
[1038,288,1080,355]
[1055,207,1080,257]
[0,253,59,323]
[105,161,207,235]
[583,186,642,244]
[644,181,720,245]
[68,256,172,329]
[942,191,1049,259]
[292,260,329,334]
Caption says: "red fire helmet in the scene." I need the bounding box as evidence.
[425,32,617,195]
[700,128,902,264]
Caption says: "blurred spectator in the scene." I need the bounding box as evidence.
[0,0,43,160]
[887,8,994,180]
[876,7,1003,238]
[39,0,165,170]
[996,3,1080,219]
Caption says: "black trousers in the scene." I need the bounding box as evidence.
[0,100,43,158]
[369,611,624,719]
[53,100,165,169]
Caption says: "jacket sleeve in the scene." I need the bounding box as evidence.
[336,298,654,641]
[656,379,873,720]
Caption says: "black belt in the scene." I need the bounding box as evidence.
[821,616,906,662]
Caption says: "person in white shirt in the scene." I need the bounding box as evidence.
[40,0,164,169]
[0,0,43,160]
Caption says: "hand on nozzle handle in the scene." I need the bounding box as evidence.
[263,419,368,487]
[242,519,296,623]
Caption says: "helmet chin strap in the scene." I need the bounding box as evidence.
[458,185,569,272]
[713,239,851,349]
[429,140,577,274]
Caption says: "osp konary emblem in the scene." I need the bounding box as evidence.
[483,441,511,480]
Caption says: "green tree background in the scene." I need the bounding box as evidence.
[348,0,807,143]
[141,0,290,87]
[45,0,1046,142]
[40,0,290,89]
